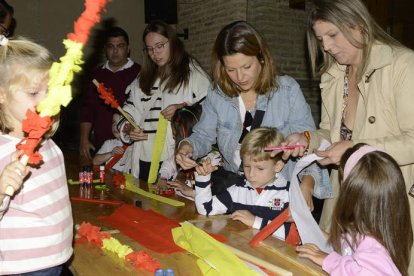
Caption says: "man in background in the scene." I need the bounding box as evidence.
[80,26,140,162]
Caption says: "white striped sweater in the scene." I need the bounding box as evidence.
[0,135,73,274]
[195,173,290,240]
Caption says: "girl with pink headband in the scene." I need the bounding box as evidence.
[297,143,413,276]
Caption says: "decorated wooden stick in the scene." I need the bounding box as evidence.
[92,79,141,130]
[5,0,110,197]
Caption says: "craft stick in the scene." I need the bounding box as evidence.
[4,155,29,196]
[70,197,124,206]
[125,177,185,207]
[68,178,100,185]
[264,145,306,151]
[92,79,140,130]
[249,208,289,246]
[224,244,292,276]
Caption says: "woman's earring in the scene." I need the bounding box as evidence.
[275,172,279,179]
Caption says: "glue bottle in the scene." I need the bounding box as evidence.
[99,165,105,184]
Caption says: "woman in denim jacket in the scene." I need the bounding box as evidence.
[176,21,331,210]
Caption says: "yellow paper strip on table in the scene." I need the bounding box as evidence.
[125,173,184,207]
[172,222,263,276]
[147,113,168,185]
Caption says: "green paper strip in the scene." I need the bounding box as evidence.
[68,179,100,185]
[147,113,168,184]
[125,173,184,207]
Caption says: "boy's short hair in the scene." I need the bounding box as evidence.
[240,127,284,161]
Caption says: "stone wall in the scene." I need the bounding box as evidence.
[177,0,322,125]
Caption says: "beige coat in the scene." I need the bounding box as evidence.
[309,43,414,272]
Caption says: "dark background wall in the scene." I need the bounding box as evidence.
[7,0,414,151]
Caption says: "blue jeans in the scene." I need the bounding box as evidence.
[6,265,63,276]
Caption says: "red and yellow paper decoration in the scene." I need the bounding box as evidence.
[19,0,110,165]
[76,222,161,272]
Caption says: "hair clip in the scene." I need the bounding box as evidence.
[0,35,8,46]
[264,145,306,151]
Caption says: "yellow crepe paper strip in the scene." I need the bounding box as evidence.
[102,237,134,259]
[37,39,84,117]
[147,113,168,185]
[124,173,185,207]
[172,222,261,276]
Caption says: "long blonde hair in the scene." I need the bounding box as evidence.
[0,37,58,136]
[307,0,401,80]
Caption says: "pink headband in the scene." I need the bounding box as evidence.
[343,145,385,180]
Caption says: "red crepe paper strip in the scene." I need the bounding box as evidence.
[249,208,300,246]
[70,197,124,206]
[97,83,120,108]
[126,251,161,272]
[77,221,112,247]
[67,0,111,45]
[99,204,227,254]
[16,109,54,164]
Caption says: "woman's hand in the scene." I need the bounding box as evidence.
[168,180,195,198]
[315,140,353,166]
[0,152,29,196]
[281,132,309,160]
[296,243,328,266]
[161,103,183,121]
[111,146,124,156]
[230,210,255,227]
[176,142,197,170]
[195,158,218,176]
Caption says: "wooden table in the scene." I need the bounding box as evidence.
[66,166,327,276]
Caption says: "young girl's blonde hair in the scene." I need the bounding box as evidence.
[333,143,413,276]
[240,127,284,162]
[0,37,58,135]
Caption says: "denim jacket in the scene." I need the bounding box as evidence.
[185,75,332,199]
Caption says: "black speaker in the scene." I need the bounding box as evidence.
[144,0,177,24]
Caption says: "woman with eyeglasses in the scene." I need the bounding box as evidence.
[176,21,332,207]
[118,20,210,181]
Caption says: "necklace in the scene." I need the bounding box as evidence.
[342,65,350,118]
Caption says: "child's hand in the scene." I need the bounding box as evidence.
[129,127,148,141]
[176,142,197,170]
[168,180,195,198]
[111,146,124,156]
[154,178,169,194]
[161,104,181,121]
[195,158,218,176]
[0,152,29,196]
[230,210,255,227]
[296,243,328,266]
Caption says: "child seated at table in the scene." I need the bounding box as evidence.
[155,103,221,198]
[296,144,412,275]
[93,112,128,172]
[194,127,296,241]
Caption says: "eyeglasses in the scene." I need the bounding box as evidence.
[0,24,9,37]
[143,40,169,55]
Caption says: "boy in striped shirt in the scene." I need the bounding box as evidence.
[194,127,295,241]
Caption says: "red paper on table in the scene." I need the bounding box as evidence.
[98,204,227,254]
[98,204,183,254]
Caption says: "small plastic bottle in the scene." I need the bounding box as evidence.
[99,165,105,184]
[165,269,174,276]
[154,269,164,276]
